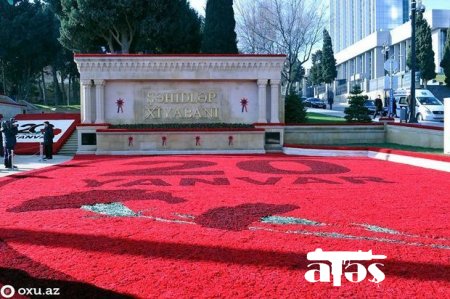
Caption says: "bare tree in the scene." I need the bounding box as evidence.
[235,0,327,94]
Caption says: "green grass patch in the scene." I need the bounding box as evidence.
[339,143,443,154]
[305,112,346,124]
[435,74,446,83]
[34,104,80,112]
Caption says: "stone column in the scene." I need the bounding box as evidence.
[81,80,92,124]
[257,79,268,123]
[94,79,106,124]
[270,80,280,123]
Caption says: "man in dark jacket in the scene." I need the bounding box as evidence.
[43,121,54,160]
[373,95,383,119]
[2,118,19,169]
[327,90,334,110]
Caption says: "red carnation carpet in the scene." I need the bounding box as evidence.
[0,154,449,298]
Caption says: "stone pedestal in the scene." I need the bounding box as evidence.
[95,129,266,155]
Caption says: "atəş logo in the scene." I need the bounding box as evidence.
[305,248,386,286]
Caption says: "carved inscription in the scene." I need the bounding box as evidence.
[144,90,221,120]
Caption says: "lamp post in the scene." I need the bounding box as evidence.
[382,43,395,117]
[409,0,425,123]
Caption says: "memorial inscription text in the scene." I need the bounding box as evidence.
[144,91,221,120]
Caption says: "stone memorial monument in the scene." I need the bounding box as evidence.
[74,54,286,154]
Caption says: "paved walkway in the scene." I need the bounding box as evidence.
[0,155,73,177]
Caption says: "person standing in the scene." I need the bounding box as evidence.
[327,90,334,110]
[373,95,383,119]
[43,121,54,160]
[390,98,398,118]
[2,118,18,169]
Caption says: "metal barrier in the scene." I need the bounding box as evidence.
[11,149,17,170]
[39,143,44,161]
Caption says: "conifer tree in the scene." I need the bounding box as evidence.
[309,50,323,86]
[285,93,307,123]
[416,13,436,85]
[440,29,450,87]
[321,30,337,84]
[201,0,238,53]
[344,85,371,123]
[407,12,436,85]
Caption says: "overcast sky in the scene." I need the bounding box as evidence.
[189,0,206,15]
[188,0,450,16]
[422,0,450,10]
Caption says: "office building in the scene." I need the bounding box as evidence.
[329,0,450,99]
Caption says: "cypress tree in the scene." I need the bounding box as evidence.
[309,50,323,86]
[440,29,450,87]
[201,0,238,54]
[407,12,436,85]
[416,13,436,84]
[321,30,337,84]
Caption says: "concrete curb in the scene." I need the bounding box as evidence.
[283,147,450,173]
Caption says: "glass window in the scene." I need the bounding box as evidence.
[417,97,442,105]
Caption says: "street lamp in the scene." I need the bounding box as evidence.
[382,42,395,116]
[409,0,425,123]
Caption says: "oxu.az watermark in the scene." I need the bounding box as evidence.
[0,285,60,298]
[305,248,386,286]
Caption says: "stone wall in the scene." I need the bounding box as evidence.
[284,125,385,145]
[95,129,265,155]
[386,124,443,149]
[102,81,259,124]
[284,124,444,149]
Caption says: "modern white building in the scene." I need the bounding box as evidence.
[329,0,450,99]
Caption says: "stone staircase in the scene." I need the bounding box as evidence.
[58,130,78,156]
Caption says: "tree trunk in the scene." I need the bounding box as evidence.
[120,31,131,54]
[67,74,72,106]
[60,71,67,106]
[1,59,6,95]
[37,79,44,103]
[52,66,61,106]
[17,68,32,102]
[107,39,115,54]
[41,70,47,105]
[71,76,79,104]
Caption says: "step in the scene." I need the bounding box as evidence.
[57,129,78,155]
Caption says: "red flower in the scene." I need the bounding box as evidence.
[240,98,248,112]
[116,98,125,113]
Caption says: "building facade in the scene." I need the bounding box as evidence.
[329,0,450,99]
